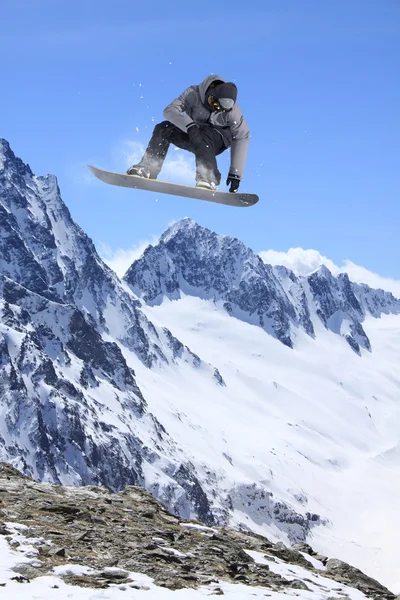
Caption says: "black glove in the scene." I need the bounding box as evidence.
[187,123,203,147]
[226,173,240,193]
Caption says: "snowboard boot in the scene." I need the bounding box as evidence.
[196,180,217,191]
[127,165,152,178]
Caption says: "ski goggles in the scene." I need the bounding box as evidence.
[211,97,235,112]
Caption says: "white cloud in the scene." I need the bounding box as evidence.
[120,140,195,185]
[99,238,157,277]
[260,248,340,277]
[260,248,400,297]
[339,260,400,298]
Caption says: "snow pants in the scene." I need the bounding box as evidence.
[137,121,227,184]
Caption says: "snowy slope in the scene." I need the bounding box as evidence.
[125,220,400,591]
[135,296,400,592]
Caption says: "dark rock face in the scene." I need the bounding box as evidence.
[325,558,396,600]
[307,268,368,353]
[226,482,321,543]
[171,463,216,525]
[0,463,396,598]
[305,268,400,353]
[125,218,400,353]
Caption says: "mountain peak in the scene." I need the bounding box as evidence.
[310,264,333,279]
[125,219,312,347]
[0,138,33,177]
[0,137,12,157]
[160,217,211,244]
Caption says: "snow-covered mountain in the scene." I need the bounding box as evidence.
[125,218,400,353]
[0,138,223,517]
[1,139,400,592]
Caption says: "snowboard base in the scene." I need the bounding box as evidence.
[88,165,259,207]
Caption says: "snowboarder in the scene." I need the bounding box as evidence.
[127,75,250,192]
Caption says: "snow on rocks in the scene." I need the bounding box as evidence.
[0,463,395,599]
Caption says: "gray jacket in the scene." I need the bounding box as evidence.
[163,74,250,179]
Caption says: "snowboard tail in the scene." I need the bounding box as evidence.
[88,165,259,207]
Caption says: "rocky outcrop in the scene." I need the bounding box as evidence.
[0,463,396,598]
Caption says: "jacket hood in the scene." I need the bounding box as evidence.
[198,74,226,103]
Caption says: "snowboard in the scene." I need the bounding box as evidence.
[88,165,259,208]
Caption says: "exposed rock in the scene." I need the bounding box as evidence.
[0,462,396,598]
[227,483,321,542]
[0,463,294,591]
[325,558,396,599]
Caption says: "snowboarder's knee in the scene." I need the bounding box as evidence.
[155,121,173,132]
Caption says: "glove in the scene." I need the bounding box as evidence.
[187,123,203,147]
[226,173,240,193]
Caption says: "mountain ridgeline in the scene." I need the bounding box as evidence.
[124,218,400,354]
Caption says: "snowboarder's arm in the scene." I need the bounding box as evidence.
[163,87,196,133]
[229,110,250,180]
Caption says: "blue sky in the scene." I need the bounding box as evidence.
[2,0,400,280]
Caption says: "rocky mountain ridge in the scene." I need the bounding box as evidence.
[0,138,223,517]
[125,218,400,353]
